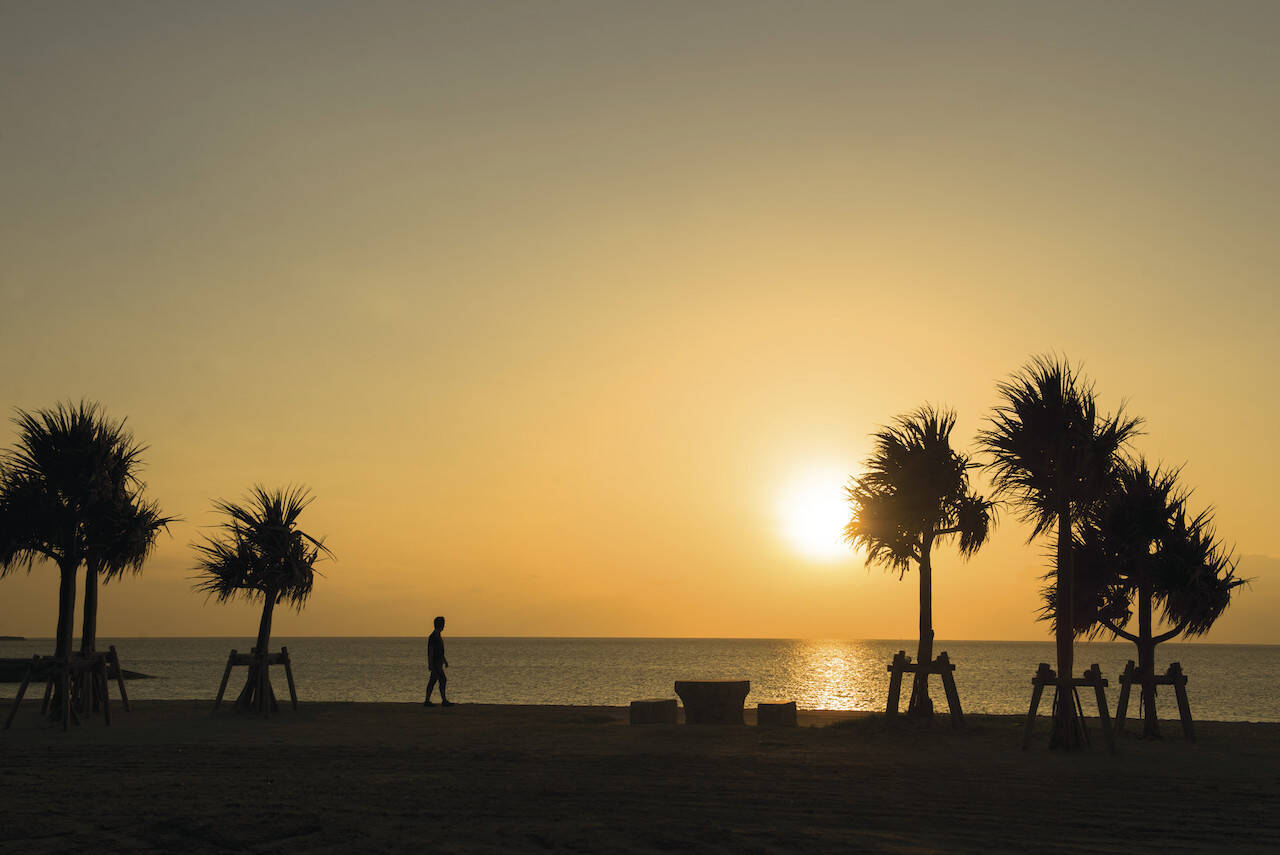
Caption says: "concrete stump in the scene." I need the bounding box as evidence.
[757,701,797,727]
[674,680,750,725]
[629,698,678,725]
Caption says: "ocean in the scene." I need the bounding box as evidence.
[2,637,1276,722]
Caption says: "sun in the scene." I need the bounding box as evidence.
[776,467,853,562]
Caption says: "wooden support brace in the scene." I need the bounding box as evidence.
[885,651,908,717]
[282,647,299,710]
[60,667,71,732]
[259,662,270,717]
[1068,685,1090,747]
[1085,664,1115,754]
[936,652,964,729]
[4,655,40,730]
[109,646,131,712]
[1022,663,1054,749]
[1169,662,1195,742]
[214,649,236,711]
[97,660,112,727]
[1114,660,1135,734]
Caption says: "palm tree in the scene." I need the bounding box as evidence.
[844,406,992,717]
[979,356,1141,749]
[0,403,141,663]
[1076,459,1242,738]
[81,492,175,657]
[192,486,331,712]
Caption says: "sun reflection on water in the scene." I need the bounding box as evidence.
[781,640,884,711]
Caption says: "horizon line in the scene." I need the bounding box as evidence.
[3,635,1275,646]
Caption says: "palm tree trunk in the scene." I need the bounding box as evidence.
[80,561,100,656]
[236,593,277,711]
[76,560,102,713]
[908,536,935,717]
[1137,567,1160,739]
[54,558,79,661]
[49,557,80,720]
[1050,505,1081,750]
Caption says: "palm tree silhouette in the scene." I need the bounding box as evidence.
[0,403,148,663]
[1075,459,1242,738]
[81,493,175,657]
[979,356,1141,749]
[192,486,331,712]
[845,406,992,717]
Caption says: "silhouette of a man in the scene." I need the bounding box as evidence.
[424,615,452,707]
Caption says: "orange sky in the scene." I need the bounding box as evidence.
[2,2,1276,641]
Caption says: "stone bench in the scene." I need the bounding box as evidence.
[756,701,797,727]
[629,698,678,725]
[673,680,750,725]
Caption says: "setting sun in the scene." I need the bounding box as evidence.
[777,467,854,562]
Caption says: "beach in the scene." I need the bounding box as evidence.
[3,701,1278,853]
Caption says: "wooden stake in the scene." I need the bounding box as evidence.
[1086,664,1115,754]
[1023,663,1053,749]
[1114,660,1134,734]
[4,655,39,730]
[97,659,111,727]
[885,651,907,717]
[282,646,299,710]
[936,651,964,729]
[214,649,236,711]
[1169,662,1195,742]
[60,666,71,732]
[109,646,131,712]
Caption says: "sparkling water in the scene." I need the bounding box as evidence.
[2,637,1276,721]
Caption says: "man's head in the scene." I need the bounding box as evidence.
[434,616,446,631]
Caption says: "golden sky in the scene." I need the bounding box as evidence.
[2,2,1276,641]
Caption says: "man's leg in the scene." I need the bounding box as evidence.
[438,670,451,705]
[425,672,439,705]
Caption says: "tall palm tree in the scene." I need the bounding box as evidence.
[0,402,141,662]
[844,406,992,717]
[1076,459,1241,738]
[979,356,1141,749]
[192,486,331,712]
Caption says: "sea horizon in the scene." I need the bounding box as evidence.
[5,635,1277,645]
[5,636,1277,722]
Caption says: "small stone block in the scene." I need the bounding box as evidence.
[757,701,797,727]
[629,698,678,725]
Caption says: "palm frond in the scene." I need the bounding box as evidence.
[0,400,164,576]
[191,485,332,611]
[1155,508,1244,636]
[978,355,1142,540]
[1067,456,1242,640]
[96,493,179,582]
[845,404,990,577]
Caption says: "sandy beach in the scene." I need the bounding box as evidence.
[3,701,1278,853]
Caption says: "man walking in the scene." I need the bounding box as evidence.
[424,615,453,707]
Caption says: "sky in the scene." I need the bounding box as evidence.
[1,1,1277,642]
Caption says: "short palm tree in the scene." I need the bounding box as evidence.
[192,486,331,712]
[81,492,175,657]
[1076,458,1242,738]
[844,406,992,717]
[979,356,1141,749]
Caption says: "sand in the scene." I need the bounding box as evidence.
[2,700,1278,853]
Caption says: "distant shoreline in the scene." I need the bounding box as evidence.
[0,635,1275,645]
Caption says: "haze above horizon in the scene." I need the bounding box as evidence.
[2,2,1276,642]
